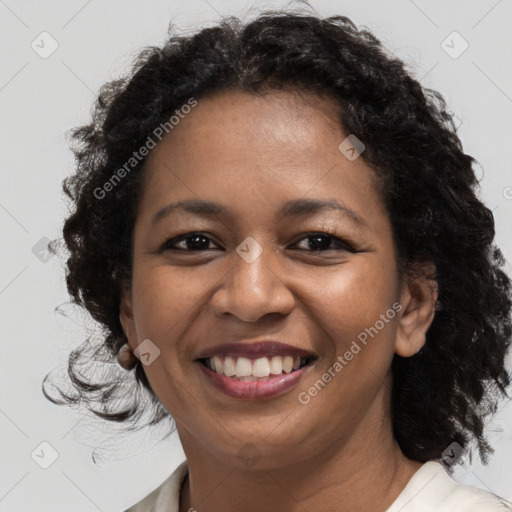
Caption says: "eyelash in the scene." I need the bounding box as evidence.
[157,231,357,254]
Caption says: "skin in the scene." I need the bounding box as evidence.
[120,88,438,512]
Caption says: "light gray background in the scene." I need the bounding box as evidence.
[1,0,511,510]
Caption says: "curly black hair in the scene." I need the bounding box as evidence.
[43,7,512,468]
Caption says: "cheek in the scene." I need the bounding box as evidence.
[132,265,208,337]
[130,266,206,422]
[300,258,400,403]
[294,264,399,425]
[305,257,399,343]
[129,265,210,396]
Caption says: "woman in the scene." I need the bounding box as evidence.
[43,9,512,512]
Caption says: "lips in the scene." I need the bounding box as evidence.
[194,340,317,360]
[197,360,315,399]
[194,340,318,399]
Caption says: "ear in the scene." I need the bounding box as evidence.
[119,282,137,348]
[395,262,438,357]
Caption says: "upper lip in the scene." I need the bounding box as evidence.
[195,340,317,360]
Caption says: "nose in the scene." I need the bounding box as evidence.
[210,244,295,323]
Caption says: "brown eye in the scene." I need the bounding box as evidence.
[290,233,356,253]
[159,232,221,252]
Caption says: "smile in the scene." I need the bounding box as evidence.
[196,355,317,399]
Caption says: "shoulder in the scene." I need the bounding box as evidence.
[386,460,511,512]
[124,460,189,512]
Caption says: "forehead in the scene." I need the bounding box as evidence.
[164,88,345,155]
[137,88,388,229]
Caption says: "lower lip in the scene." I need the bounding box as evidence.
[197,361,315,399]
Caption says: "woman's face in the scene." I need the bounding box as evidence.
[120,89,435,469]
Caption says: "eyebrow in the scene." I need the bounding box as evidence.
[151,198,367,226]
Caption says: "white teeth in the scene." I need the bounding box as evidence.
[282,356,293,373]
[235,357,252,377]
[269,356,283,375]
[205,355,307,378]
[212,356,223,374]
[252,357,270,377]
[223,356,236,377]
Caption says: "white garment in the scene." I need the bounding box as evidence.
[125,459,511,511]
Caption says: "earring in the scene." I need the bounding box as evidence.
[117,343,138,370]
